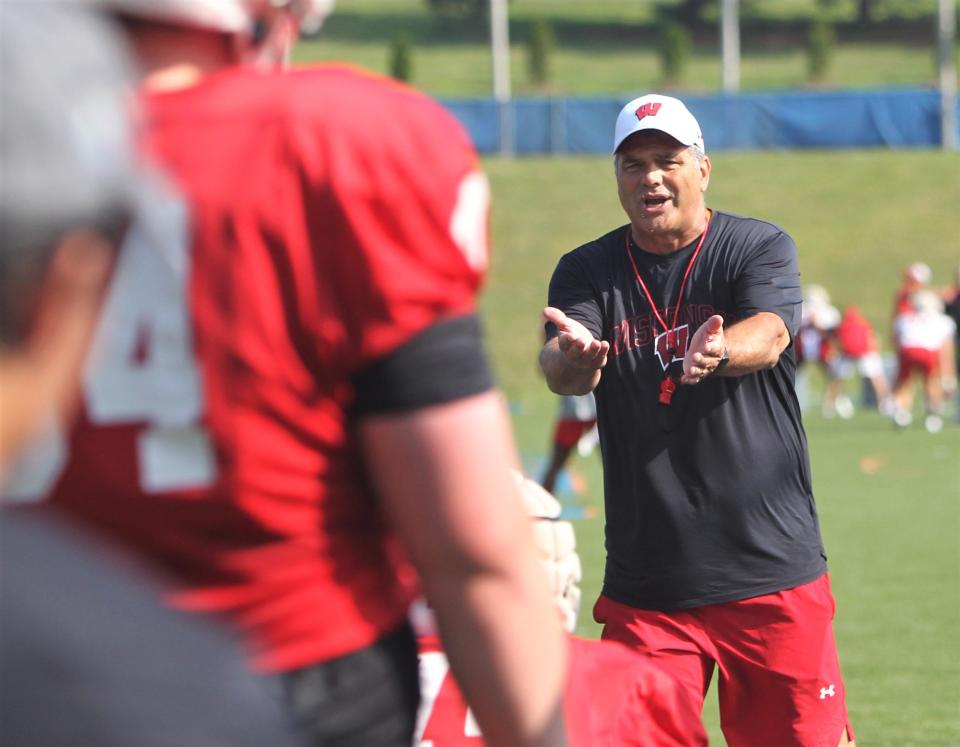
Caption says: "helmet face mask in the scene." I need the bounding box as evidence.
[242,0,335,64]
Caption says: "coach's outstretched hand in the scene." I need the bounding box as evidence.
[681,314,725,385]
[543,307,609,371]
[539,308,607,396]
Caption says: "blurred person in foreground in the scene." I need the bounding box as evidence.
[539,93,855,747]
[891,289,957,432]
[412,472,707,747]
[0,5,299,745]
[9,1,569,744]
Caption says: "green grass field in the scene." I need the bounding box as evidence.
[479,152,960,744]
[302,6,960,740]
[296,0,958,95]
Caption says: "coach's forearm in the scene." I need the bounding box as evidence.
[539,340,601,395]
[718,311,791,376]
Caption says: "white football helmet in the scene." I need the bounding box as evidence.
[905,262,932,285]
[99,0,333,34]
[515,473,583,634]
[802,284,831,311]
[802,284,840,330]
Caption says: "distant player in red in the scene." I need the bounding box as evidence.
[540,393,598,494]
[411,475,707,747]
[825,305,892,417]
[892,290,957,431]
[6,2,570,744]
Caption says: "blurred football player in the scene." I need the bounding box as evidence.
[893,262,932,316]
[797,285,850,418]
[13,1,568,744]
[826,306,893,418]
[0,5,300,745]
[540,392,598,495]
[411,474,708,747]
[892,290,957,431]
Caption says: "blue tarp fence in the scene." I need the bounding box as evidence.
[439,88,959,154]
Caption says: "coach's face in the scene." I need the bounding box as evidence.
[615,130,710,254]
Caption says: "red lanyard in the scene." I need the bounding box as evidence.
[624,213,711,404]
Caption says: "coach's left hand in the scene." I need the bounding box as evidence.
[681,315,726,385]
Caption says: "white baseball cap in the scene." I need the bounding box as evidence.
[613,94,705,154]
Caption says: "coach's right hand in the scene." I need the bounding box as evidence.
[544,307,609,370]
[540,308,608,396]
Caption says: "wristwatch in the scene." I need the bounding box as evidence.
[714,346,729,374]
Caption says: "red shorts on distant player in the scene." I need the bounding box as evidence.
[594,574,854,747]
[896,346,939,385]
[553,419,597,450]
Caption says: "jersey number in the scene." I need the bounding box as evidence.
[415,652,482,746]
[2,188,215,500]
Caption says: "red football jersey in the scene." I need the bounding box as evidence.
[414,636,708,747]
[836,308,875,357]
[31,65,490,672]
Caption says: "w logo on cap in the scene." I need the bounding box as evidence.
[635,102,662,120]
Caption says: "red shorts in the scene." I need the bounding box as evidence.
[594,574,854,747]
[553,419,596,450]
[896,346,939,385]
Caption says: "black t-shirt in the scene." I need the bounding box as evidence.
[547,210,827,610]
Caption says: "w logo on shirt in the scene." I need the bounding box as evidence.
[635,102,662,120]
[654,325,690,371]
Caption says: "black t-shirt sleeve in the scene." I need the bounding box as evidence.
[351,313,494,415]
[731,229,802,337]
[546,250,605,341]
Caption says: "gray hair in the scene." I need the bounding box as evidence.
[0,4,140,344]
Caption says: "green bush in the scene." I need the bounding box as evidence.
[389,34,413,83]
[527,19,555,88]
[657,22,692,86]
[807,17,836,83]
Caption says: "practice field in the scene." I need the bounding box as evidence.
[480,151,960,745]
[296,0,958,96]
